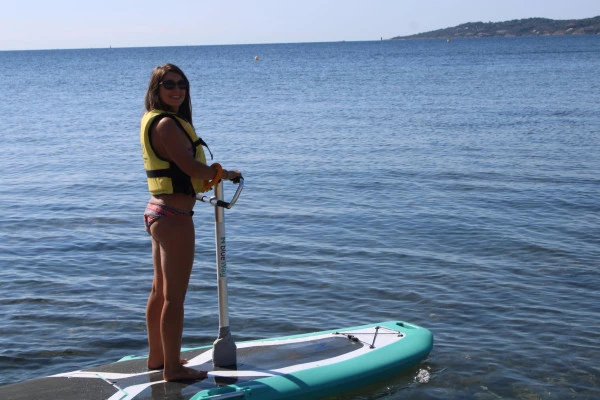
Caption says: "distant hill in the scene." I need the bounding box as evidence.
[392,16,600,40]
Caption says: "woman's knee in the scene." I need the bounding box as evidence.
[162,295,186,312]
[149,283,164,300]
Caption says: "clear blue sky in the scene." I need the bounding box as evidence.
[2,0,599,51]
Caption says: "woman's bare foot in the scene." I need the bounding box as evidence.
[163,365,207,382]
[148,358,189,370]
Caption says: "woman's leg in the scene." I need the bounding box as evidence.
[146,236,165,369]
[148,214,206,381]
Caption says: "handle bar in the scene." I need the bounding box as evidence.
[196,177,244,209]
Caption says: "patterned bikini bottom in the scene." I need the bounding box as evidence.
[143,201,194,231]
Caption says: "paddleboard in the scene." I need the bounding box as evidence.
[0,320,432,400]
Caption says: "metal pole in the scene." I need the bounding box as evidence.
[212,181,237,368]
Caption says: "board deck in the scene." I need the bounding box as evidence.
[0,320,433,400]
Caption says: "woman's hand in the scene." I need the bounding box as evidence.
[222,169,243,182]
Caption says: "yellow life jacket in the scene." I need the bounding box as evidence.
[140,110,212,195]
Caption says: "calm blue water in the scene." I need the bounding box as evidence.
[1,36,599,399]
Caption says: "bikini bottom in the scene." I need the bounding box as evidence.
[144,201,194,232]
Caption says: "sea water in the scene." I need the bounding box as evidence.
[1,36,599,399]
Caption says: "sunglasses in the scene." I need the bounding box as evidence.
[160,79,189,90]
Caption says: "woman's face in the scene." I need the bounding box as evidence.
[159,71,188,112]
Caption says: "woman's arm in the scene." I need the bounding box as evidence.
[152,117,219,180]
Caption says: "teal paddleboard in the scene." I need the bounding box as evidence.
[0,320,432,400]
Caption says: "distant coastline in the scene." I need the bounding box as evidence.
[392,16,600,40]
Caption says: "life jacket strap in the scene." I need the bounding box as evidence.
[194,138,213,160]
[146,169,172,178]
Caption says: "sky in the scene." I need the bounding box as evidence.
[1,0,599,51]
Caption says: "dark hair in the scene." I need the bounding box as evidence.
[144,63,193,124]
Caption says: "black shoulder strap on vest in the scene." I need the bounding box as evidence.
[193,138,213,160]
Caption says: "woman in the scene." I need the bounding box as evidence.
[141,63,242,381]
